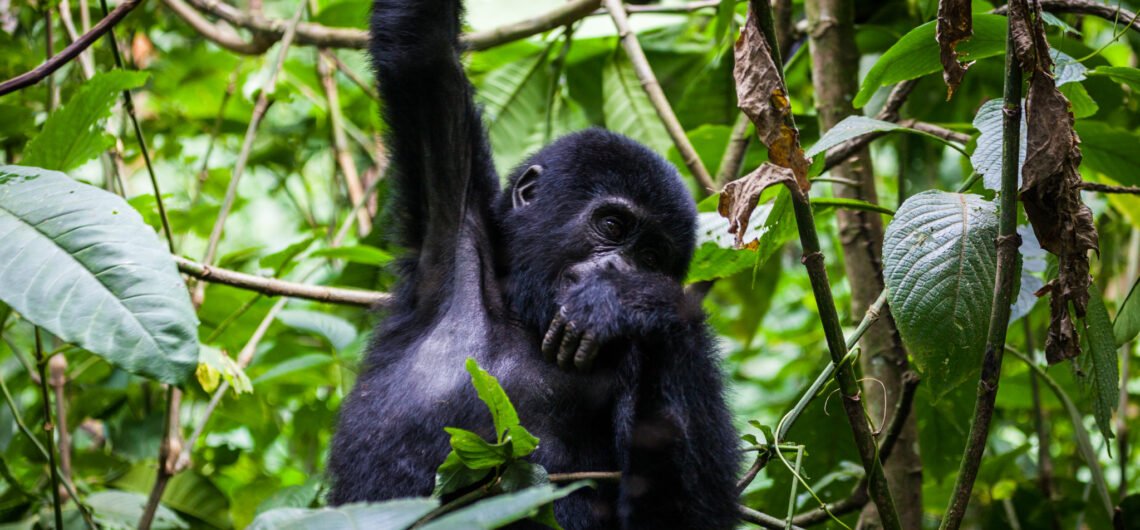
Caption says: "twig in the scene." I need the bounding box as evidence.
[0,0,143,96]
[175,297,288,471]
[716,114,752,187]
[327,52,379,101]
[198,1,307,294]
[48,355,73,493]
[739,505,807,530]
[34,330,63,530]
[175,0,600,52]
[548,471,621,482]
[994,0,1140,34]
[822,120,967,173]
[176,256,391,307]
[161,0,271,54]
[138,386,181,530]
[938,21,1024,530]
[603,0,716,192]
[318,49,371,237]
[57,0,95,78]
[1079,181,1140,195]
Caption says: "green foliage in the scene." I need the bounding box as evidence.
[21,71,149,171]
[1116,277,1140,346]
[883,190,998,398]
[0,165,198,384]
[1082,288,1120,442]
[603,52,673,157]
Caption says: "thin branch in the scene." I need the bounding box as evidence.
[138,386,181,530]
[34,330,63,530]
[1079,181,1140,195]
[0,0,144,96]
[716,114,752,187]
[822,120,966,173]
[48,355,73,493]
[994,0,1140,34]
[318,49,371,237]
[58,0,96,78]
[938,21,1024,530]
[548,471,621,482]
[739,505,807,530]
[161,0,271,54]
[604,0,715,192]
[176,256,391,307]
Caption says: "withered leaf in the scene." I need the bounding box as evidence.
[733,6,810,190]
[1007,0,1036,69]
[1016,1,1100,364]
[936,0,974,99]
[717,163,796,248]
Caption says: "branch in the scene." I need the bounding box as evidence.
[994,0,1140,34]
[0,0,144,96]
[822,120,967,173]
[173,0,601,53]
[938,20,1024,530]
[176,256,390,307]
[604,0,715,192]
[715,114,751,187]
[739,505,807,530]
[161,0,271,54]
[1079,182,1140,195]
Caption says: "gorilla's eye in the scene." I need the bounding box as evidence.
[597,215,628,242]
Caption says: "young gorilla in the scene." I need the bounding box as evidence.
[327,0,740,527]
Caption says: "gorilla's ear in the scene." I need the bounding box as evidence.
[512,165,542,209]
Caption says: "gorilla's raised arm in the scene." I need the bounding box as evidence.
[370,0,499,309]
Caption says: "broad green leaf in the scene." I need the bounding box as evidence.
[479,51,552,175]
[465,357,521,439]
[498,461,550,493]
[1040,11,1081,34]
[311,245,394,266]
[506,424,540,458]
[255,478,323,514]
[1115,276,1140,346]
[251,353,334,386]
[883,190,998,397]
[1010,226,1046,323]
[1060,82,1099,119]
[1051,49,1087,86]
[603,52,672,156]
[971,99,1026,191]
[1088,65,1140,92]
[855,14,1007,107]
[249,499,437,530]
[446,427,512,469]
[1082,288,1120,441]
[87,491,187,530]
[259,235,316,273]
[434,450,493,497]
[419,483,589,530]
[0,166,198,385]
[276,309,358,351]
[810,197,894,216]
[22,71,149,171]
[687,189,795,283]
[805,116,902,158]
[1075,121,1140,187]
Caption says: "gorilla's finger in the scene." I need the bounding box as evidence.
[541,310,568,362]
[558,323,582,371]
[574,331,598,372]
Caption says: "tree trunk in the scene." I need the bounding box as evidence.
[803,0,922,528]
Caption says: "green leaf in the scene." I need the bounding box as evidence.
[197,345,252,394]
[498,461,550,493]
[1115,276,1140,346]
[810,197,894,216]
[0,166,198,385]
[419,483,589,530]
[87,491,187,530]
[855,14,1007,108]
[434,451,493,498]
[446,427,512,469]
[465,357,521,439]
[251,353,334,386]
[1075,121,1140,187]
[687,189,795,283]
[805,116,902,158]
[1088,65,1140,92]
[603,52,673,156]
[1040,11,1081,34]
[506,424,540,458]
[22,71,149,171]
[883,190,998,398]
[971,99,1026,191]
[478,51,553,175]
[1010,226,1046,323]
[249,499,437,530]
[1059,82,1098,119]
[310,245,394,266]
[1082,288,1119,441]
[1051,49,1087,86]
[276,309,358,351]
[255,478,323,514]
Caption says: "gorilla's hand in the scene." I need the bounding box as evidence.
[541,270,687,372]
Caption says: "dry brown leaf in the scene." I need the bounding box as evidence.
[733,6,810,190]
[1007,0,1036,70]
[936,0,974,99]
[1014,0,1100,364]
[717,163,796,248]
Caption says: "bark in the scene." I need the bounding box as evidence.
[803,0,921,528]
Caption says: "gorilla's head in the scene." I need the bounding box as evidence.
[494,128,697,331]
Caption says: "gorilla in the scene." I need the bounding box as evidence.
[327,1,740,528]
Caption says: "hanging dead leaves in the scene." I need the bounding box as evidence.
[719,0,810,249]
[1009,0,1099,364]
[936,0,974,99]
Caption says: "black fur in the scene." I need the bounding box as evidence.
[326,1,740,528]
